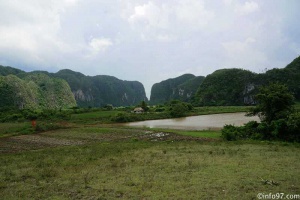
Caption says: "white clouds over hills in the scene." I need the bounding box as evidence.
[0,0,299,97]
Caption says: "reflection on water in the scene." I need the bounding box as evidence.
[125,112,260,130]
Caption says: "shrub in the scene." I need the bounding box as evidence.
[222,117,300,142]
[222,121,261,141]
[111,113,131,123]
[155,107,165,112]
[270,119,288,140]
[256,122,271,140]
[168,101,189,118]
[242,121,260,139]
[21,109,38,120]
[103,104,113,110]
[286,113,300,142]
[35,122,62,132]
[2,114,24,122]
[221,125,242,141]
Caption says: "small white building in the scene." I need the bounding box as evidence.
[133,107,144,113]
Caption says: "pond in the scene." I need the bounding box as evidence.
[124,112,260,130]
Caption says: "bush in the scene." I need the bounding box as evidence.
[168,101,190,118]
[222,121,261,141]
[35,122,62,132]
[1,114,24,122]
[155,107,165,112]
[103,104,113,110]
[221,125,242,141]
[222,117,300,142]
[242,121,260,139]
[270,119,288,140]
[286,113,300,142]
[21,109,38,120]
[36,109,71,120]
[111,113,131,123]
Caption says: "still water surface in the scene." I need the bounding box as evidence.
[125,112,260,130]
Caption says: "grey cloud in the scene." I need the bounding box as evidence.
[0,0,299,98]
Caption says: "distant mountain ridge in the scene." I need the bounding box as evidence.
[150,56,300,106]
[54,69,148,107]
[0,66,148,108]
[194,56,300,106]
[150,74,205,104]
[0,70,76,110]
[1,55,299,108]
[194,68,257,106]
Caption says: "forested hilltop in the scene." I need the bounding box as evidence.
[54,69,147,107]
[150,74,205,105]
[150,56,300,106]
[0,72,76,110]
[194,56,300,106]
[0,66,148,108]
[1,55,299,109]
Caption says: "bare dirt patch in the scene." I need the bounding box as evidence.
[0,134,85,153]
[0,128,217,153]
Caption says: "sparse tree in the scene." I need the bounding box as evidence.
[140,100,149,112]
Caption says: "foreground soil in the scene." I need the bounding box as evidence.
[0,126,217,153]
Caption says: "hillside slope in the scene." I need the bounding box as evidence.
[194,56,300,106]
[0,73,76,109]
[54,69,147,107]
[194,69,257,106]
[264,56,300,99]
[0,66,148,108]
[150,74,205,104]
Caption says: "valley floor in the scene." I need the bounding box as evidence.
[0,125,299,199]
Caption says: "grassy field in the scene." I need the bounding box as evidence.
[70,110,121,123]
[0,106,299,199]
[0,106,249,137]
[0,122,33,138]
[170,130,221,138]
[151,128,222,139]
[0,125,299,199]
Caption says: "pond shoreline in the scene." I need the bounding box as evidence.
[123,112,260,130]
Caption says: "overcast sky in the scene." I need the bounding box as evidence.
[0,0,299,98]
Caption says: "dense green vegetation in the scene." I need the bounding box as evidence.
[0,102,252,138]
[150,56,300,107]
[0,73,76,110]
[222,83,300,142]
[1,57,300,199]
[2,56,300,110]
[54,69,148,107]
[193,56,300,106]
[150,74,205,104]
[0,66,147,108]
[194,68,256,106]
[0,122,33,138]
[0,65,24,76]
[265,56,300,99]
[0,95,298,199]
